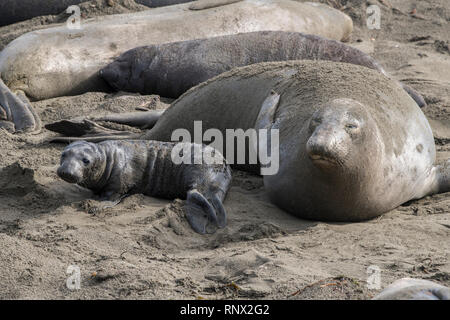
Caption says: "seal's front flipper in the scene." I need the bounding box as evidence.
[400,82,426,108]
[184,189,222,234]
[0,78,40,133]
[46,118,121,136]
[0,120,15,132]
[252,90,281,176]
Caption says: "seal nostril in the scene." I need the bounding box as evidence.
[57,168,79,184]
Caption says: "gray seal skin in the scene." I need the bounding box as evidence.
[57,140,232,234]
[0,0,352,134]
[100,31,425,107]
[139,60,449,222]
[373,278,450,300]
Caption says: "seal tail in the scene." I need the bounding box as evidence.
[49,134,140,144]
[399,82,427,108]
[45,118,141,143]
[45,110,165,143]
[436,160,450,194]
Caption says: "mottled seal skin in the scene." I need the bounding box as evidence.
[0,0,352,133]
[100,31,424,107]
[57,140,232,233]
[139,60,449,222]
[373,278,450,300]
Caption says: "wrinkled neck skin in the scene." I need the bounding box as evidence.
[78,144,112,194]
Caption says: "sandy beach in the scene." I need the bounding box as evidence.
[0,0,448,299]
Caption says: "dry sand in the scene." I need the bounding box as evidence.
[0,0,448,299]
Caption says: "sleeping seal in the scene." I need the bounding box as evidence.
[0,0,353,133]
[100,31,425,106]
[57,140,232,234]
[50,60,449,223]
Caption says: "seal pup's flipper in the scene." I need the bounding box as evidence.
[252,90,281,176]
[0,78,40,133]
[415,159,450,198]
[184,189,228,234]
[46,110,163,142]
[94,110,164,129]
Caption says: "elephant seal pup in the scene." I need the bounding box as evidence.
[101,31,425,106]
[0,0,352,133]
[373,278,450,300]
[57,140,232,234]
[141,60,449,222]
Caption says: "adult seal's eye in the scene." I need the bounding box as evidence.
[309,118,321,130]
[345,123,358,130]
[82,158,90,165]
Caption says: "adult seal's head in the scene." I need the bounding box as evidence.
[57,141,106,189]
[264,96,385,221]
[305,98,379,174]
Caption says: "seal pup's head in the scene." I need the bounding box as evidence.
[305,98,380,174]
[57,141,107,189]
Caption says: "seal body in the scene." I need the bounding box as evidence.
[100,31,424,106]
[101,31,382,99]
[57,140,232,233]
[0,0,352,101]
[141,60,448,221]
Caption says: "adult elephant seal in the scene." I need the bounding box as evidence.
[136,60,447,222]
[57,140,232,234]
[373,278,450,300]
[0,0,352,134]
[101,31,425,106]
